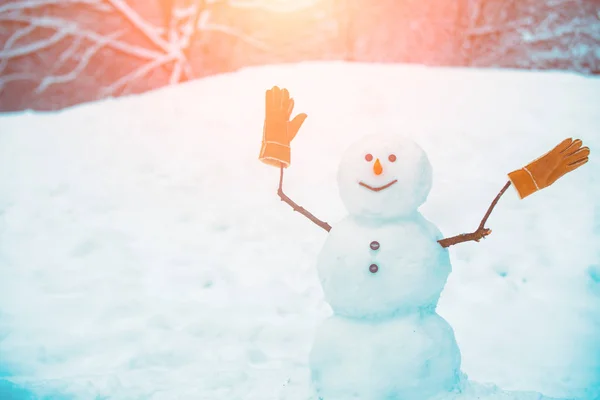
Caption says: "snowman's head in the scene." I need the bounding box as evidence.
[337,134,433,219]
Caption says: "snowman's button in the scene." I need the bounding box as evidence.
[370,241,380,250]
[369,264,379,273]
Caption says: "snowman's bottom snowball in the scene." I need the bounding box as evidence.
[309,312,461,400]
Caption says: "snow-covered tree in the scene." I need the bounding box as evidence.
[462,0,600,74]
[0,0,597,112]
[0,0,268,98]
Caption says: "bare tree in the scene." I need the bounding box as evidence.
[462,0,600,73]
[0,0,270,97]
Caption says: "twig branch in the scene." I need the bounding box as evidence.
[0,28,72,58]
[1,24,36,50]
[36,31,124,93]
[185,1,206,50]
[0,0,268,98]
[56,36,84,65]
[99,54,177,96]
[478,180,512,230]
[0,24,36,75]
[170,0,207,82]
[169,59,183,84]
[105,0,173,53]
[0,14,164,59]
[0,72,38,91]
[438,181,511,248]
[277,166,332,233]
[466,18,534,36]
[0,0,110,14]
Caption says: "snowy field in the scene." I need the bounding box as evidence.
[0,61,599,400]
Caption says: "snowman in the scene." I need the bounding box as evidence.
[307,134,462,400]
[258,87,590,400]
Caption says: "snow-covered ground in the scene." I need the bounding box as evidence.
[0,62,599,400]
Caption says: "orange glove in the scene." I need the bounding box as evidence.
[508,138,590,199]
[259,86,307,168]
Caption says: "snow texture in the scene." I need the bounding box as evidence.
[0,61,599,399]
[309,312,461,400]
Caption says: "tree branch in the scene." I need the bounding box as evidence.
[57,36,84,65]
[0,24,36,75]
[169,59,183,84]
[36,31,124,93]
[0,14,164,60]
[99,53,177,96]
[171,0,207,82]
[185,1,206,51]
[0,72,38,91]
[277,166,332,233]
[0,0,268,100]
[465,18,534,36]
[0,0,110,14]
[0,28,71,58]
[437,181,511,248]
[105,0,173,54]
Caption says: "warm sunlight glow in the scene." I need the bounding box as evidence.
[246,0,321,12]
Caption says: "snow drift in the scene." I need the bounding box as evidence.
[0,61,599,399]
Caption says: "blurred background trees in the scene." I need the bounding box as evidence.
[0,0,598,111]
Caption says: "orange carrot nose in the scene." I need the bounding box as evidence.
[373,158,383,175]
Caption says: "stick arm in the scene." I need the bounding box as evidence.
[437,181,512,248]
[277,166,332,232]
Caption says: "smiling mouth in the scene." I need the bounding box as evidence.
[358,180,398,192]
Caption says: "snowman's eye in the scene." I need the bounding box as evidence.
[388,154,397,162]
[365,154,373,162]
